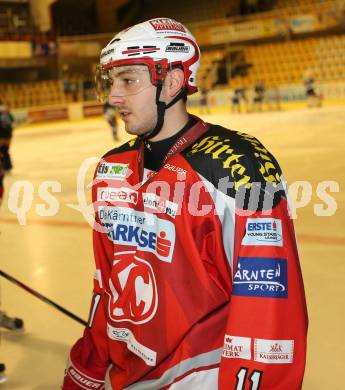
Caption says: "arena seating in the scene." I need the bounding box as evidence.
[229,34,345,89]
[1,0,344,109]
[197,50,226,87]
[1,80,65,109]
[273,0,338,16]
[137,0,240,25]
[3,33,344,109]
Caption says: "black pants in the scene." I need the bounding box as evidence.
[0,143,12,171]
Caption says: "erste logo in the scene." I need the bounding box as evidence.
[242,218,283,247]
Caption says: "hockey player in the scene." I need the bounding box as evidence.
[0,157,26,334]
[103,102,119,140]
[0,363,5,384]
[199,86,210,114]
[0,156,3,207]
[304,76,321,108]
[231,87,247,113]
[0,311,24,331]
[0,158,24,385]
[0,173,4,383]
[63,18,307,389]
[252,80,265,112]
[0,101,14,172]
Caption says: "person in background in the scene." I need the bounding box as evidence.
[199,86,211,114]
[0,311,24,331]
[231,86,247,113]
[303,69,322,108]
[0,101,15,172]
[0,155,3,206]
[0,157,25,385]
[0,310,24,384]
[304,75,321,108]
[63,18,307,389]
[103,102,119,140]
[252,80,265,111]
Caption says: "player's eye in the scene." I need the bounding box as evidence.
[124,78,139,85]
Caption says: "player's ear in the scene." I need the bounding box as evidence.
[165,68,185,98]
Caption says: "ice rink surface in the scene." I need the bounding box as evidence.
[0,106,344,389]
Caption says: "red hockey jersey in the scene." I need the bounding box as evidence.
[63,117,308,389]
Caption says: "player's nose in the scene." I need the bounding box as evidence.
[108,81,127,105]
[109,93,126,106]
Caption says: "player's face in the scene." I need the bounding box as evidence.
[108,65,157,136]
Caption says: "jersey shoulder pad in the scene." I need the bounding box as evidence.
[102,137,139,159]
[183,124,285,210]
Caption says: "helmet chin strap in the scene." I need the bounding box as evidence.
[140,82,187,140]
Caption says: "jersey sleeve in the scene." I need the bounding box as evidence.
[62,179,113,389]
[218,143,308,389]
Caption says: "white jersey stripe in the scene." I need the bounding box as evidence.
[169,367,219,389]
[196,173,236,277]
[122,348,222,390]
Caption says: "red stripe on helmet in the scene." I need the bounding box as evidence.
[122,48,160,55]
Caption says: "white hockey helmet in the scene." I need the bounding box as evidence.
[95,18,200,102]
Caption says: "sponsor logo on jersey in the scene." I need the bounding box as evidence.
[233,257,288,298]
[99,206,175,262]
[97,187,138,205]
[238,132,281,186]
[242,218,283,247]
[165,43,190,53]
[189,134,283,190]
[107,324,157,366]
[67,366,104,389]
[163,163,187,177]
[189,135,251,190]
[150,18,186,32]
[143,193,178,218]
[66,357,104,389]
[254,339,294,364]
[222,335,251,360]
[107,252,158,325]
[96,163,128,180]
